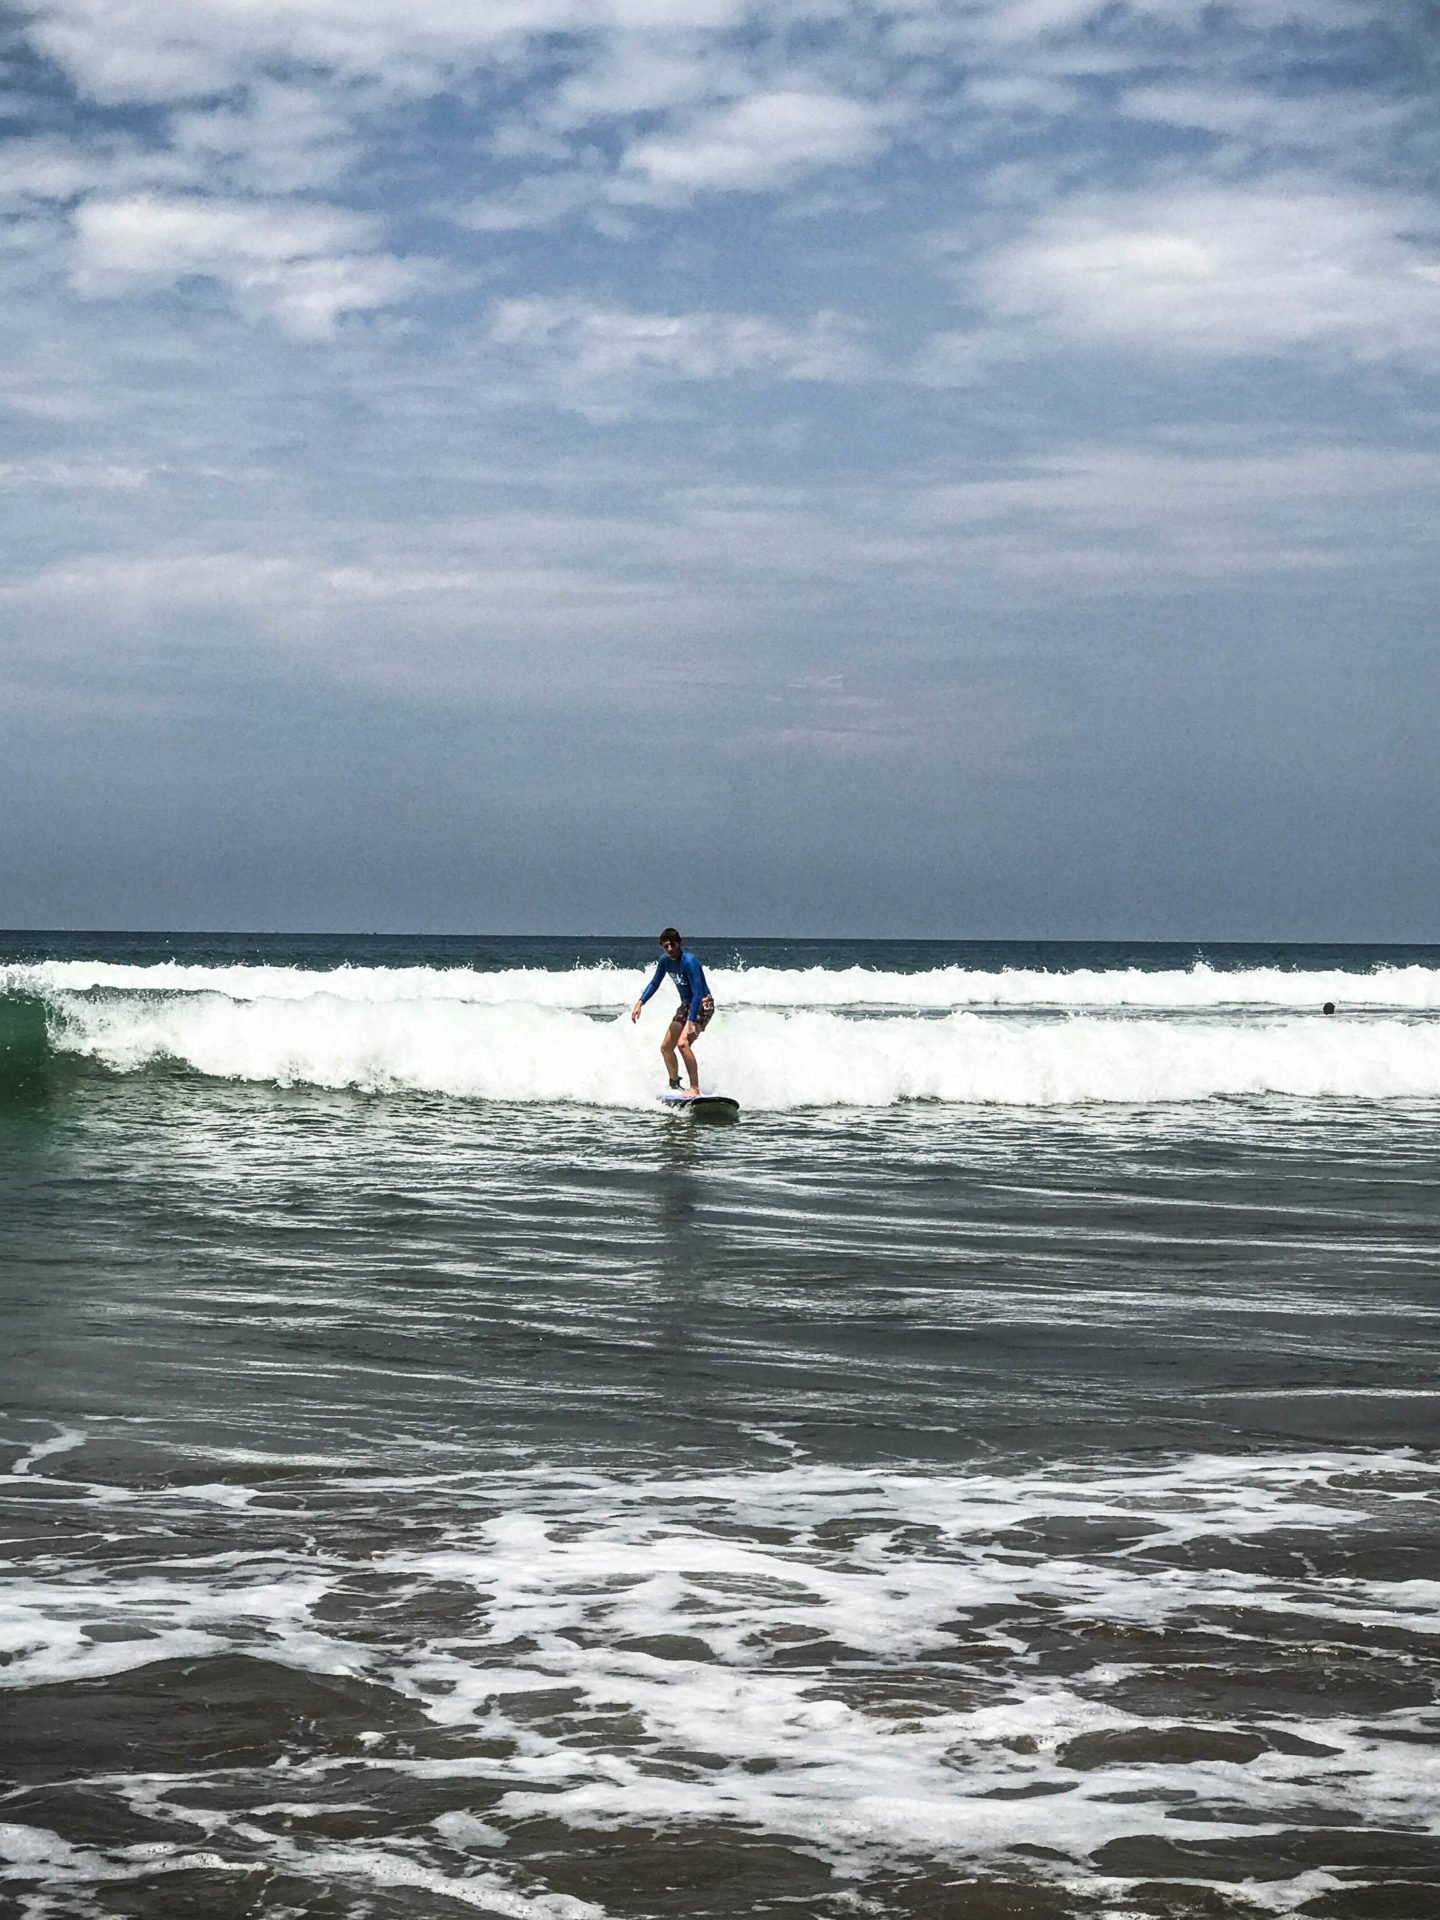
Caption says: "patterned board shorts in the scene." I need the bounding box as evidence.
[669,995,715,1033]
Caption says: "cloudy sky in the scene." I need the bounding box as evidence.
[2,0,1436,937]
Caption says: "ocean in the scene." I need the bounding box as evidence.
[1,933,1437,1920]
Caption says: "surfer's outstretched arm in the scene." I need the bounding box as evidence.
[632,956,668,1022]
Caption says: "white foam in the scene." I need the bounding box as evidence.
[9,1427,86,1476]
[359,1452,1440,1882]
[35,981,1440,1107]
[7,958,630,1009]
[0,1555,348,1690]
[4,1446,1435,1912]
[0,1823,566,1920]
[720,959,1440,1013]
[9,956,1440,1011]
[277,1844,604,1919]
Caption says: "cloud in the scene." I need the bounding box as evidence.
[3,438,1435,755]
[927,182,1440,370]
[539,34,749,130]
[636,437,1440,610]
[168,80,363,194]
[457,170,606,234]
[0,137,197,211]
[896,440,1440,584]
[964,73,1081,114]
[24,0,580,104]
[937,0,1389,48]
[3,0,1437,942]
[1118,81,1414,157]
[619,89,894,196]
[14,0,1418,264]
[0,458,150,491]
[463,83,897,229]
[487,295,875,407]
[71,195,429,335]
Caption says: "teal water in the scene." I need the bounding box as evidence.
[1,935,1438,1919]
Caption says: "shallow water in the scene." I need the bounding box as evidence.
[1,935,1437,1918]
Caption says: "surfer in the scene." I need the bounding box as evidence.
[631,929,715,1097]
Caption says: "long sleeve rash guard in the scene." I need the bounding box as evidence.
[639,949,710,1019]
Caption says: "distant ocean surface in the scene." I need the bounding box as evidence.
[1,932,1437,1920]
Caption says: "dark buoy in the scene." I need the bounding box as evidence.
[1322,1002,1335,1015]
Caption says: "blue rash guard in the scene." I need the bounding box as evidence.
[639,949,710,1020]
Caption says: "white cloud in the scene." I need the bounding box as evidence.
[1119,81,1411,152]
[18,0,1399,137]
[13,438,1433,660]
[965,0,1129,48]
[72,195,428,336]
[0,458,150,491]
[488,295,874,405]
[465,81,898,227]
[14,0,1413,263]
[932,183,1440,368]
[8,3,1436,632]
[0,137,197,209]
[920,0,1386,48]
[541,37,748,129]
[20,0,753,119]
[75,195,374,274]
[169,80,362,194]
[655,437,1440,599]
[620,89,893,195]
[964,73,1081,114]
[457,170,605,234]
[9,550,515,612]
[13,550,310,610]
[26,0,580,104]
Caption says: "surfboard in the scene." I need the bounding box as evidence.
[659,1093,740,1119]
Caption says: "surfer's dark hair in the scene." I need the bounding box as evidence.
[660,927,681,945]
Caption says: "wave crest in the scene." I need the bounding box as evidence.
[32,983,1440,1108]
[9,956,1440,1011]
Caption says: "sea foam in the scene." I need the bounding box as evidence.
[10,956,1440,1009]
[3,1440,1437,1905]
[11,959,1440,1108]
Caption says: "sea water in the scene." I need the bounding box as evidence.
[0,933,1436,1920]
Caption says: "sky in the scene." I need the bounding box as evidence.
[1,0,1436,938]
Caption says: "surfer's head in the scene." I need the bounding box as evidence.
[660,927,681,955]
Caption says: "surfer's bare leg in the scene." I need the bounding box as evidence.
[677,1022,700,1094]
[661,1018,684,1089]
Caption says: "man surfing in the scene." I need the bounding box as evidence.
[631,928,715,1097]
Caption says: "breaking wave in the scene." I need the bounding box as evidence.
[4,959,1439,1109]
[11,956,1440,1010]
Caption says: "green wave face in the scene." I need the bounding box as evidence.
[0,991,57,1100]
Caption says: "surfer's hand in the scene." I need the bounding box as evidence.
[683,1022,697,1044]
[630,1002,642,1023]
